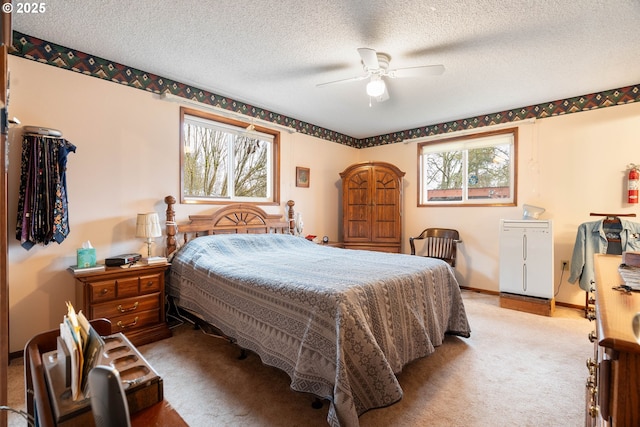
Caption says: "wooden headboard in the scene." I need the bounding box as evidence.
[164,196,294,255]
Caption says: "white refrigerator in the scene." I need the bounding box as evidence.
[499,219,554,299]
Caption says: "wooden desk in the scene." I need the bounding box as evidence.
[130,400,187,426]
[24,319,187,427]
[588,254,640,426]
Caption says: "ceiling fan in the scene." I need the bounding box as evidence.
[317,48,445,103]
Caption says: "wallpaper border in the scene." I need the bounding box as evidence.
[10,31,640,149]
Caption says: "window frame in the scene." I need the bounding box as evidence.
[179,107,280,206]
[417,127,518,207]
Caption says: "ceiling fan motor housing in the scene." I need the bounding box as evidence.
[363,52,390,74]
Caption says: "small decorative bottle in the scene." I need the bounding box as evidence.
[295,212,303,236]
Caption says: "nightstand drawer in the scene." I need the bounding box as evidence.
[117,276,142,298]
[91,293,161,319]
[139,273,161,294]
[88,280,117,302]
[88,273,162,302]
[112,309,161,333]
[88,276,140,301]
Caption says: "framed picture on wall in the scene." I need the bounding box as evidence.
[296,167,310,188]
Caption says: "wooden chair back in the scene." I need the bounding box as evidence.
[409,228,460,267]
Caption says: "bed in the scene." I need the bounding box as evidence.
[163,196,471,427]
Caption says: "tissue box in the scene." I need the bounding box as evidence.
[76,248,96,268]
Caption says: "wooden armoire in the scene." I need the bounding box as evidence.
[340,161,405,253]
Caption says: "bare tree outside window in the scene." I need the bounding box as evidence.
[180,108,280,204]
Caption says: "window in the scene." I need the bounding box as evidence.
[180,107,280,205]
[418,128,517,206]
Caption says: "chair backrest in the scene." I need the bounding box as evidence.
[409,228,460,267]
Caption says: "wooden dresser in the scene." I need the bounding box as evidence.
[339,161,405,253]
[587,254,640,426]
[72,264,172,346]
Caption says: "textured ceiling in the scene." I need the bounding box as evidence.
[11,0,640,139]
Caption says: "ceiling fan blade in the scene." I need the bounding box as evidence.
[388,64,445,78]
[316,74,369,88]
[357,48,380,70]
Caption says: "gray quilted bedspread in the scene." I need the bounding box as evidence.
[167,233,470,427]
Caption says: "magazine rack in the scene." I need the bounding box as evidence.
[25,319,185,427]
[43,332,162,426]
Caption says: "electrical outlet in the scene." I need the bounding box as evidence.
[561,260,569,270]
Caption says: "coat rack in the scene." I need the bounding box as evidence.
[580,212,638,317]
[589,212,637,219]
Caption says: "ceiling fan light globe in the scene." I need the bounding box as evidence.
[366,79,386,97]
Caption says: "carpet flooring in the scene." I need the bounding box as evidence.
[6,291,592,426]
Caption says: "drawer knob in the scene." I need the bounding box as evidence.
[117,316,139,329]
[117,301,139,313]
[145,280,154,288]
[100,288,109,295]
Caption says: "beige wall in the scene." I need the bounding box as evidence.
[7,54,640,352]
[360,103,640,308]
[6,56,356,352]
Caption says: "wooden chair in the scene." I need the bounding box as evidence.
[409,228,460,267]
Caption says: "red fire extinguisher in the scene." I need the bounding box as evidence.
[629,164,639,204]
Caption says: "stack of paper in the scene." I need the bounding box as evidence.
[59,302,105,400]
[68,264,106,274]
[142,256,168,265]
[618,264,640,290]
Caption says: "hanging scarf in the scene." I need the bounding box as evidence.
[16,134,76,249]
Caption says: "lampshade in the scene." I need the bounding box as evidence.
[366,77,386,97]
[136,212,162,239]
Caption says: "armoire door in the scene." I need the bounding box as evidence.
[343,166,372,243]
[370,164,402,244]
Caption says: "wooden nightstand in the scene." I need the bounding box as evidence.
[71,264,172,346]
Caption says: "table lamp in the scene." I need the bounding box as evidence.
[136,212,162,257]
